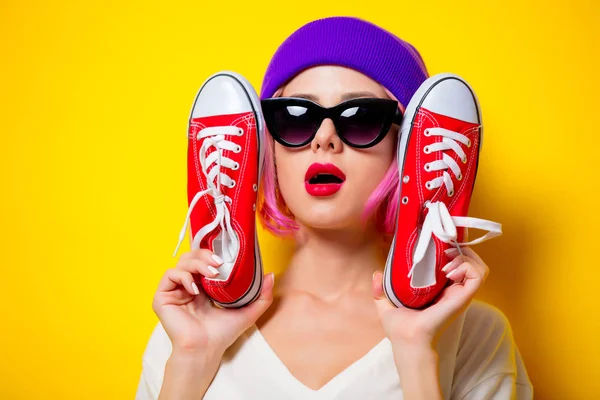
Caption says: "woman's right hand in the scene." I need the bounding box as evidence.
[152,248,275,357]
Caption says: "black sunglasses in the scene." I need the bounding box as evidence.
[260,97,403,149]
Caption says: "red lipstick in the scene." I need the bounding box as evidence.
[304,163,346,197]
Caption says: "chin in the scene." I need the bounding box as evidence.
[294,203,362,231]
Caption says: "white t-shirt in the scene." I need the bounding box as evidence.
[135,300,533,399]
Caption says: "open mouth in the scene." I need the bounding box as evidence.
[304,163,346,197]
[305,163,346,185]
[308,173,345,185]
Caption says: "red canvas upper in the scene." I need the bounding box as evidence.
[186,111,260,304]
[390,107,481,309]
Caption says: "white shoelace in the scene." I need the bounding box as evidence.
[408,127,502,279]
[172,126,244,262]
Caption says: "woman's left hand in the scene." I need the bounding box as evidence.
[372,246,489,349]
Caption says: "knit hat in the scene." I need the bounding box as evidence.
[260,16,429,108]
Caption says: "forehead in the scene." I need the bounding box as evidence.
[281,65,388,105]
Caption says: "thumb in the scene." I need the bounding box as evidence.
[241,272,275,321]
[372,270,397,315]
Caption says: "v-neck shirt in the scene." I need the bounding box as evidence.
[135,300,534,399]
[220,324,398,400]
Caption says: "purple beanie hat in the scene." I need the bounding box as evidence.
[260,16,429,108]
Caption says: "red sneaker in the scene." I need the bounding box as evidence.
[172,71,264,308]
[384,73,502,309]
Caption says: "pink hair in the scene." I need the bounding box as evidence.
[257,85,410,241]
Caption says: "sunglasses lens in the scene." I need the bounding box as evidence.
[337,104,389,146]
[270,104,320,145]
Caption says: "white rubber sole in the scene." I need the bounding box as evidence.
[383,73,483,308]
[187,70,265,309]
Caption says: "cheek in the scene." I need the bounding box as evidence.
[350,134,396,191]
[273,145,303,195]
[350,153,393,198]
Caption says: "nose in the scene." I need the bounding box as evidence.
[311,118,342,153]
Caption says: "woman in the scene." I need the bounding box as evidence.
[136,16,533,399]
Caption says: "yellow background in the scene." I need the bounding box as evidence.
[1,0,598,399]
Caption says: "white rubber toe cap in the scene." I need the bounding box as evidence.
[192,73,252,118]
[421,77,479,124]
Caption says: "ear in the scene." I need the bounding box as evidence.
[273,86,284,98]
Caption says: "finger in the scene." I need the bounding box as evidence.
[445,260,486,290]
[460,247,485,266]
[238,272,275,321]
[372,271,396,314]
[445,246,484,264]
[444,262,468,283]
[441,255,469,275]
[157,268,200,296]
[190,248,225,267]
[427,261,483,321]
[445,248,488,280]
[180,248,225,268]
[177,258,221,278]
[444,246,467,259]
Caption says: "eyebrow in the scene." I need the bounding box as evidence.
[286,91,381,102]
[341,91,380,101]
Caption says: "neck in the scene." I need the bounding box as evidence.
[279,224,388,301]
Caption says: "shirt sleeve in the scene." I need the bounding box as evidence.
[450,300,534,400]
[456,372,533,400]
[135,361,160,400]
[134,321,173,400]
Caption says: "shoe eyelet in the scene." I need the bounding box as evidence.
[235,145,242,153]
[457,173,463,181]
[403,175,410,184]
[461,156,467,164]
[401,196,409,205]
[238,128,244,136]
[423,146,431,154]
[232,162,240,170]
[425,181,432,190]
[424,129,430,136]
[466,139,471,148]
[448,189,454,197]
[229,180,236,188]
[252,183,258,191]
[424,163,430,172]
